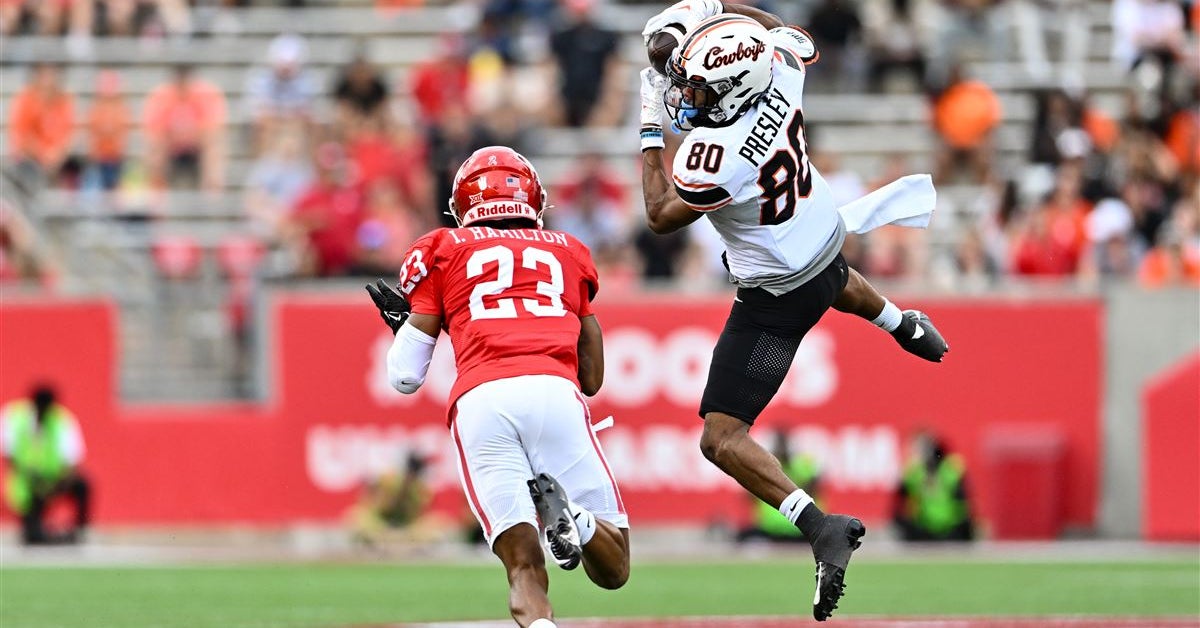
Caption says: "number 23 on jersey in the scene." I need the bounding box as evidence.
[399,242,569,322]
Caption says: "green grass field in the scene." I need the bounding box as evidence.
[3,559,1198,628]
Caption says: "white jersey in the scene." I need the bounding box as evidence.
[673,29,844,295]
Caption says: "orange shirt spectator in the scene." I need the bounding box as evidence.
[1164,108,1199,175]
[143,65,227,190]
[143,71,227,153]
[8,64,74,172]
[1138,244,1200,286]
[1083,107,1120,153]
[86,71,130,164]
[933,79,1002,149]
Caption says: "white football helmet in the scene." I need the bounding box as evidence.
[664,14,774,131]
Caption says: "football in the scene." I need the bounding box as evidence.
[647,23,686,74]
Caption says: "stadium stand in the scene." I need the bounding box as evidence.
[1,0,1194,400]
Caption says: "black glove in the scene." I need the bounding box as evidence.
[366,279,412,335]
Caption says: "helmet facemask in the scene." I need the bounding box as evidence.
[663,58,744,131]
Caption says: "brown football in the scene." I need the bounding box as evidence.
[647,23,685,75]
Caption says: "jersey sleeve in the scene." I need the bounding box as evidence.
[770,26,819,68]
[673,134,760,211]
[397,230,445,317]
[672,141,735,213]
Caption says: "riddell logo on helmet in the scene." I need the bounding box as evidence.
[702,41,767,70]
[469,202,530,218]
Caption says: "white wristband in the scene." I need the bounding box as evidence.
[640,125,665,151]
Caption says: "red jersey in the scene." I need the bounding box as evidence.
[397,226,599,413]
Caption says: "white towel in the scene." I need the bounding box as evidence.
[837,174,937,234]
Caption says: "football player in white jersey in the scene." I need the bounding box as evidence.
[638,3,950,621]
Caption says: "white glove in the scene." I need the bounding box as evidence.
[639,67,668,151]
[642,0,723,44]
[770,26,820,64]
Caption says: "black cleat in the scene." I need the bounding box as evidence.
[810,514,866,621]
[528,473,582,571]
[892,309,949,362]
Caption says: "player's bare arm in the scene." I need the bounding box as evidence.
[576,314,604,396]
[638,65,705,234]
[642,146,705,234]
[405,313,441,339]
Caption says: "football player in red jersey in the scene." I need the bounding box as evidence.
[366,146,629,628]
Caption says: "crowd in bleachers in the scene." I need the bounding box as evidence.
[2,0,1198,292]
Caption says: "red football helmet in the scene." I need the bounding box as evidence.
[449,146,547,228]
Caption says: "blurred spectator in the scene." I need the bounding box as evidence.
[1138,192,1200,286]
[83,0,191,38]
[426,104,496,228]
[0,1,21,35]
[8,63,75,188]
[0,201,55,285]
[346,453,450,547]
[1011,165,1091,276]
[344,116,434,224]
[634,226,688,280]
[548,153,628,256]
[244,127,313,236]
[84,70,131,192]
[805,0,863,92]
[954,226,999,287]
[548,0,623,127]
[350,179,420,276]
[94,0,153,36]
[475,1,532,66]
[1,0,88,36]
[737,430,822,544]
[143,64,227,191]
[931,64,1001,184]
[1122,176,1171,248]
[2,384,91,545]
[864,225,926,278]
[346,117,401,187]
[1112,0,1187,101]
[332,51,391,134]
[1011,0,1090,86]
[892,431,974,542]
[1029,89,1084,166]
[283,143,366,277]
[862,0,930,93]
[244,34,317,153]
[409,35,471,127]
[860,153,928,278]
[1082,195,1140,279]
[1163,86,1200,176]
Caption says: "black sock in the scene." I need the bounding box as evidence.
[795,502,826,538]
[890,313,917,341]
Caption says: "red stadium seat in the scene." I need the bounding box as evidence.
[151,235,203,280]
[216,235,265,280]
